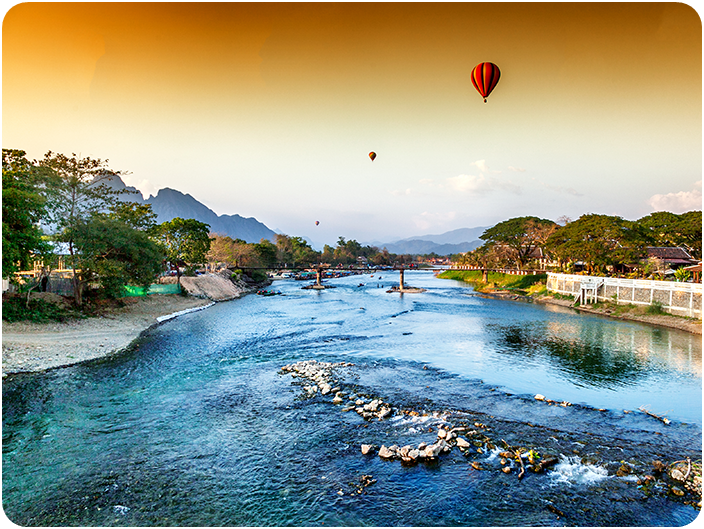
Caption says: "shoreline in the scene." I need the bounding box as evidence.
[536,295,702,334]
[2,295,215,376]
[2,271,260,376]
[472,290,701,335]
[3,280,700,377]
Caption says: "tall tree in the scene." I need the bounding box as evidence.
[546,214,648,274]
[2,149,50,278]
[155,217,212,283]
[253,238,278,268]
[479,216,557,269]
[637,210,702,259]
[108,201,158,233]
[71,215,165,298]
[37,151,128,304]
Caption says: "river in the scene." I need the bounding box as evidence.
[2,271,701,526]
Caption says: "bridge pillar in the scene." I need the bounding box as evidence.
[399,268,405,291]
[316,267,322,287]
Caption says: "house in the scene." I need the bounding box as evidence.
[645,247,696,269]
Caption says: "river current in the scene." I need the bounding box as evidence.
[2,271,702,526]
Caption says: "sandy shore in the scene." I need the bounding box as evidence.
[2,295,213,375]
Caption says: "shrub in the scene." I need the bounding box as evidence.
[250,269,268,283]
[2,295,84,323]
[647,301,666,315]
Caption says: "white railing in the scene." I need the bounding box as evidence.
[547,272,702,319]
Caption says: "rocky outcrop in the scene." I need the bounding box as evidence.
[178,272,249,301]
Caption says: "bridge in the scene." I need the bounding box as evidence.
[236,264,443,292]
[235,264,545,292]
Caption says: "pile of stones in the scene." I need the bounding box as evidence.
[361,425,491,466]
[280,360,353,398]
[280,360,395,421]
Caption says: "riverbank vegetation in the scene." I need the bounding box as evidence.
[4,147,701,326]
[438,270,547,296]
[2,148,424,322]
[452,212,701,279]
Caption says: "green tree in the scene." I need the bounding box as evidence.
[2,149,51,278]
[321,244,335,264]
[546,214,648,274]
[38,151,129,304]
[275,234,295,266]
[253,238,278,268]
[109,201,158,233]
[479,216,557,269]
[71,215,164,298]
[155,218,212,282]
[637,210,702,259]
[290,236,320,267]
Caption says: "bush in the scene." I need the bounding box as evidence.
[2,295,84,323]
[647,301,666,315]
[250,269,268,283]
[438,270,547,295]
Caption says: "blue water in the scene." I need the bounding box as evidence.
[3,271,702,526]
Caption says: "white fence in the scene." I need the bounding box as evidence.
[546,272,702,319]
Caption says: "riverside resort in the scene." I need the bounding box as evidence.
[2,3,702,527]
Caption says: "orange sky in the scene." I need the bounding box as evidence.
[3,3,701,245]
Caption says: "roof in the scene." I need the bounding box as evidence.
[684,263,702,272]
[646,247,693,260]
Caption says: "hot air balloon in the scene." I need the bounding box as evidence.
[369,152,376,162]
[315,220,320,226]
[471,62,501,103]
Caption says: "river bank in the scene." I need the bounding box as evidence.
[471,290,702,334]
[2,295,213,375]
[536,295,702,335]
[439,271,702,335]
[1,272,258,375]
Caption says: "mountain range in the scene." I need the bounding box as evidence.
[105,174,276,244]
[104,174,485,255]
[370,227,487,256]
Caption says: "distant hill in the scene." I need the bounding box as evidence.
[372,226,488,256]
[381,239,483,256]
[103,174,276,243]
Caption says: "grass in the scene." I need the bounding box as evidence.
[437,270,547,296]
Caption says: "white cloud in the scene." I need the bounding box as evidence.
[648,181,702,213]
[508,166,526,172]
[446,173,489,193]
[472,159,500,174]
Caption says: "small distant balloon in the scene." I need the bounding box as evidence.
[471,62,501,103]
[369,152,377,162]
[315,220,320,226]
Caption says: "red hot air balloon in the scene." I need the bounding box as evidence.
[369,152,377,162]
[315,220,320,226]
[471,62,501,103]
